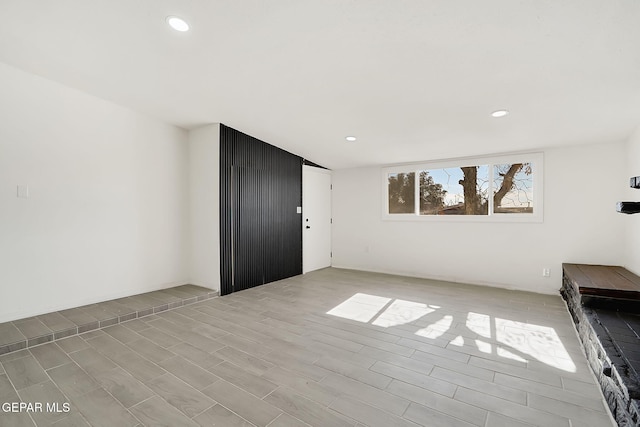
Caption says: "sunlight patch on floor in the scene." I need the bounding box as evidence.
[475,339,492,354]
[496,318,576,372]
[326,293,391,323]
[326,294,576,372]
[466,312,492,338]
[415,315,453,339]
[449,336,465,346]
[372,299,435,327]
[497,346,528,363]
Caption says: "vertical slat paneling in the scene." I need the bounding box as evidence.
[219,126,232,295]
[219,124,302,295]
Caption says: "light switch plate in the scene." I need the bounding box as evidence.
[296,206,302,214]
[17,185,29,198]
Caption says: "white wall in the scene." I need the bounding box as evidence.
[0,62,190,322]
[625,125,640,275]
[188,124,220,291]
[332,142,627,294]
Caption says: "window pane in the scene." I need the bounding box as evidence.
[388,172,415,214]
[420,166,488,215]
[493,163,533,213]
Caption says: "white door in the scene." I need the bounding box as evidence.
[303,165,332,273]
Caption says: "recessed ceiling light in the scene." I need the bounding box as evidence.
[166,16,189,32]
[345,136,357,142]
[491,110,509,118]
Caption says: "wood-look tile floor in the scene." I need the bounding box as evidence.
[0,268,615,426]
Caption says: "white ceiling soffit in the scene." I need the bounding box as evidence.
[1,0,639,169]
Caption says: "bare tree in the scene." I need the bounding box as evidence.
[493,163,523,210]
[459,167,481,214]
[458,163,531,214]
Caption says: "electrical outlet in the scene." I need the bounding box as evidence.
[542,268,550,277]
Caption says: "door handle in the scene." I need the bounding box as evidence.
[306,226,311,229]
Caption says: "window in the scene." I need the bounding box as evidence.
[493,163,533,213]
[388,172,415,213]
[383,153,543,222]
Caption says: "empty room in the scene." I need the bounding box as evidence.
[1,1,639,426]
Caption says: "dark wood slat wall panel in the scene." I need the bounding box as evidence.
[219,126,233,294]
[219,124,302,296]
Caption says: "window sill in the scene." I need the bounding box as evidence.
[381,213,543,223]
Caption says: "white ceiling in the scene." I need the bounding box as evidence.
[1,0,639,169]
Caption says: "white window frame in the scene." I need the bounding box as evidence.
[382,152,543,223]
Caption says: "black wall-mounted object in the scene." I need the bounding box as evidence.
[617,176,640,214]
[219,124,303,296]
[617,202,640,214]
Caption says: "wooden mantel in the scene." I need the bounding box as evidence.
[562,263,640,300]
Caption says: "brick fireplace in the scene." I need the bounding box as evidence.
[561,264,640,426]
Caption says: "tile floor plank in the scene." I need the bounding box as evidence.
[402,401,479,427]
[453,387,570,427]
[201,380,282,427]
[430,366,527,404]
[158,356,220,391]
[193,403,255,427]
[168,342,224,369]
[3,355,49,390]
[70,388,139,427]
[386,380,487,426]
[215,346,275,376]
[47,362,100,398]
[314,356,391,389]
[527,393,615,426]
[29,343,71,370]
[126,338,175,364]
[136,327,183,348]
[15,381,69,425]
[109,351,166,383]
[55,336,90,354]
[129,395,199,427]
[261,351,331,382]
[370,361,456,397]
[410,349,495,382]
[484,412,536,427]
[145,373,214,418]
[320,373,410,416]
[207,360,277,398]
[0,412,36,427]
[51,413,91,426]
[261,366,339,407]
[494,372,605,409]
[267,412,312,427]
[0,373,20,402]
[93,367,154,408]
[67,348,117,378]
[329,394,419,427]
[264,386,354,427]
[102,324,141,344]
[216,333,273,357]
[304,340,375,368]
